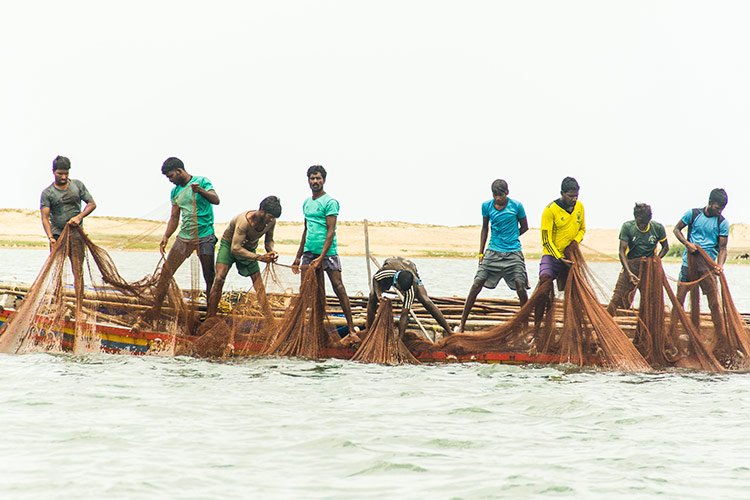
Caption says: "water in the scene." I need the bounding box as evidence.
[2,249,750,497]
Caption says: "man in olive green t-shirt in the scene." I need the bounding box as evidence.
[607,203,669,315]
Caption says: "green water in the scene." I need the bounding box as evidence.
[1,354,748,498]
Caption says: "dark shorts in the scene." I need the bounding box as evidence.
[539,255,569,282]
[301,251,342,272]
[679,264,718,295]
[172,234,217,257]
[474,250,529,290]
[216,238,260,277]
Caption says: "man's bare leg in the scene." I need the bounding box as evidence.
[326,269,356,336]
[458,279,485,333]
[198,253,215,299]
[206,263,231,318]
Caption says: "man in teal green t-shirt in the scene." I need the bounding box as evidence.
[154,157,220,307]
[292,165,357,340]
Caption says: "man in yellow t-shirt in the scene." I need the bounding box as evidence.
[539,176,585,291]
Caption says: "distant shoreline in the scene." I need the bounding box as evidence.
[2,209,749,263]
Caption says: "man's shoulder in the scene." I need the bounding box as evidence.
[651,220,666,232]
[41,183,56,196]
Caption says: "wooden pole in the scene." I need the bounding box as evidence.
[364,219,373,293]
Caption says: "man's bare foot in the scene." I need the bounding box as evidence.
[340,333,361,347]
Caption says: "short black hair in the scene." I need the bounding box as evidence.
[561,176,579,193]
[491,179,508,196]
[259,195,282,218]
[633,203,652,220]
[52,155,71,171]
[394,270,414,292]
[307,165,327,179]
[161,157,184,175]
[709,188,728,207]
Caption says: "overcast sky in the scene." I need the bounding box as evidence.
[2,1,749,229]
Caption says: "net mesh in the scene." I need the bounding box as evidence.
[351,297,419,365]
[441,243,651,372]
[0,225,189,355]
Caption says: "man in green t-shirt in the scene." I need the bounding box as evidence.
[292,165,357,340]
[154,157,220,307]
[607,203,669,315]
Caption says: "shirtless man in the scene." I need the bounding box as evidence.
[367,257,452,339]
[206,196,282,318]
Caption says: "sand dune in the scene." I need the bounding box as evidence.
[2,208,749,261]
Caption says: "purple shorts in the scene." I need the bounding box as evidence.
[301,251,343,272]
[539,255,569,282]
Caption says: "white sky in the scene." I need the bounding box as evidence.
[2,1,749,229]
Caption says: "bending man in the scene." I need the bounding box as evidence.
[367,257,452,339]
[206,196,282,318]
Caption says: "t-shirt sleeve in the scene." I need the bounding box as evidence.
[574,203,586,243]
[618,223,630,242]
[481,201,489,218]
[324,198,340,217]
[40,189,51,209]
[200,177,215,192]
[656,223,667,241]
[516,201,526,220]
[719,219,730,237]
[76,180,93,203]
[680,210,693,225]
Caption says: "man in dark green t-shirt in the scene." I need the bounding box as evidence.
[607,203,669,315]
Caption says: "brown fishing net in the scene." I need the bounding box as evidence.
[442,243,651,372]
[672,248,750,369]
[260,268,341,359]
[0,225,189,355]
[351,297,419,365]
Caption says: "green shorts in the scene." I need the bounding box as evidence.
[216,238,260,277]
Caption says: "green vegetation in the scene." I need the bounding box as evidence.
[666,243,685,258]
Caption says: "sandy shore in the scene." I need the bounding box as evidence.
[2,208,749,261]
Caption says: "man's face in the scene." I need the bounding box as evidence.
[706,200,726,217]
[634,213,652,228]
[165,168,186,186]
[53,168,69,186]
[308,172,325,192]
[560,190,579,208]
[493,190,508,207]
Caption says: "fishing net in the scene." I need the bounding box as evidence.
[351,297,419,365]
[0,225,189,355]
[672,248,750,369]
[261,268,342,359]
[441,243,651,372]
[189,265,284,358]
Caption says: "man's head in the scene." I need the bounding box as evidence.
[559,176,580,208]
[161,157,189,186]
[633,203,652,227]
[377,270,414,293]
[707,188,728,217]
[491,179,509,205]
[259,195,282,221]
[52,155,71,186]
[307,165,327,193]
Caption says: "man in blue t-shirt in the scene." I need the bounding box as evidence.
[673,188,729,335]
[292,165,356,340]
[152,157,220,314]
[458,179,530,332]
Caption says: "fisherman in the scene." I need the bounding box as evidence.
[154,157,220,303]
[606,203,669,315]
[673,188,729,334]
[367,257,452,339]
[291,165,357,340]
[205,196,282,318]
[458,179,530,333]
[539,176,586,290]
[40,155,97,250]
